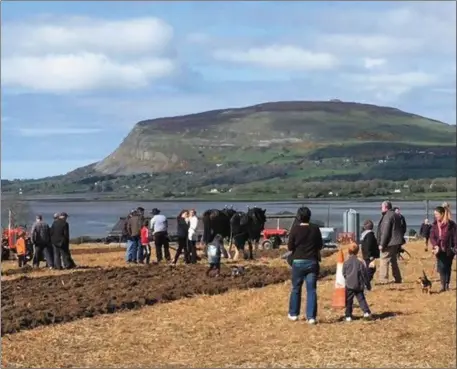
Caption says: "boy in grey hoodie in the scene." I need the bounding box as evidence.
[343,243,372,321]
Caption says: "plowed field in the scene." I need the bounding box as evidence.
[1,263,335,335]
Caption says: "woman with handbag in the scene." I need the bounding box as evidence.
[430,204,457,292]
[287,207,324,324]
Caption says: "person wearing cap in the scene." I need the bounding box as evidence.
[30,214,53,268]
[50,212,75,269]
[126,209,142,263]
[150,208,171,263]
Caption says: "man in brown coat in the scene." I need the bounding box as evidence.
[126,209,142,263]
[377,201,404,284]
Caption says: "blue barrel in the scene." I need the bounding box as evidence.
[343,209,360,244]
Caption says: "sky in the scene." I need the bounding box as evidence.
[1,1,456,180]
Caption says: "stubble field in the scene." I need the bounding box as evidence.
[1,241,455,368]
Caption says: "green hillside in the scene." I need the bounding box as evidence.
[2,100,456,199]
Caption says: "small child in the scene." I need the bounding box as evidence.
[342,243,372,322]
[206,234,226,277]
[141,220,151,264]
[15,230,27,268]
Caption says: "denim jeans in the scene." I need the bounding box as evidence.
[126,236,141,262]
[288,259,318,319]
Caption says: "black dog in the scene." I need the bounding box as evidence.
[417,270,432,294]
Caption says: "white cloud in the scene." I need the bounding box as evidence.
[318,34,423,56]
[1,16,176,93]
[17,127,103,137]
[346,71,438,97]
[363,58,386,70]
[2,16,173,56]
[213,45,338,70]
[2,53,175,93]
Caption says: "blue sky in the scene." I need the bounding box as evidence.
[1,1,455,180]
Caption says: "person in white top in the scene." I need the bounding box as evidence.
[150,208,171,263]
[187,209,199,264]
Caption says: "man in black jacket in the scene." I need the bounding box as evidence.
[377,201,404,284]
[393,207,407,244]
[50,212,76,269]
[31,214,53,268]
[420,219,432,251]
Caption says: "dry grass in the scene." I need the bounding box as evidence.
[2,241,456,368]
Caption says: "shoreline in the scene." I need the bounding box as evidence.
[4,192,455,203]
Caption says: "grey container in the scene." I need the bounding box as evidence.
[343,209,360,244]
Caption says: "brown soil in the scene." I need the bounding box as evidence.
[71,246,125,255]
[1,263,335,335]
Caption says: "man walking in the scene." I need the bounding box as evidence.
[377,201,404,284]
[31,215,53,268]
[126,209,142,263]
[420,219,432,251]
[150,208,171,263]
[50,212,76,270]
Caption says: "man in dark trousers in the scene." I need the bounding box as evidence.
[150,208,171,263]
[377,201,405,284]
[50,212,76,269]
[31,214,53,268]
[420,218,432,251]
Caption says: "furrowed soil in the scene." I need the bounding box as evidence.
[1,244,291,278]
[1,262,335,335]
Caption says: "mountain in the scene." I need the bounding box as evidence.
[93,100,455,176]
[3,100,456,199]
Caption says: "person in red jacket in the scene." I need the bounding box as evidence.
[430,204,457,292]
[140,220,151,264]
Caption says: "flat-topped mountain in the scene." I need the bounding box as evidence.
[92,100,455,176]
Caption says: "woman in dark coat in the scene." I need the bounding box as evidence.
[360,219,380,283]
[173,210,190,265]
[430,205,457,292]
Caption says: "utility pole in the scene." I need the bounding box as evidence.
[327,205,330,227]
[425,199,430,220]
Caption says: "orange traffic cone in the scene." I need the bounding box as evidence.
[332,248,346,309]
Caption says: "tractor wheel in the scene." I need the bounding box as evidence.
[262,240,273,250]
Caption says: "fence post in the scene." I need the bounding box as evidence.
[276,218,280,229]
[425,199,430,220]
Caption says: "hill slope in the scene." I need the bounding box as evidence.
[94,100,455,175]
[3,100,456,199]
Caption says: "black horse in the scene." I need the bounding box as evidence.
[202,206,237,245]
[229,207,267,260]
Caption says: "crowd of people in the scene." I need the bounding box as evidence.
[6,199,456,324]
[14,212,76,269]
[123,207,200,266]
[286,201,456,324]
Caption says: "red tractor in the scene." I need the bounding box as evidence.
[1,227,33,262]
[261,228,288,250]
